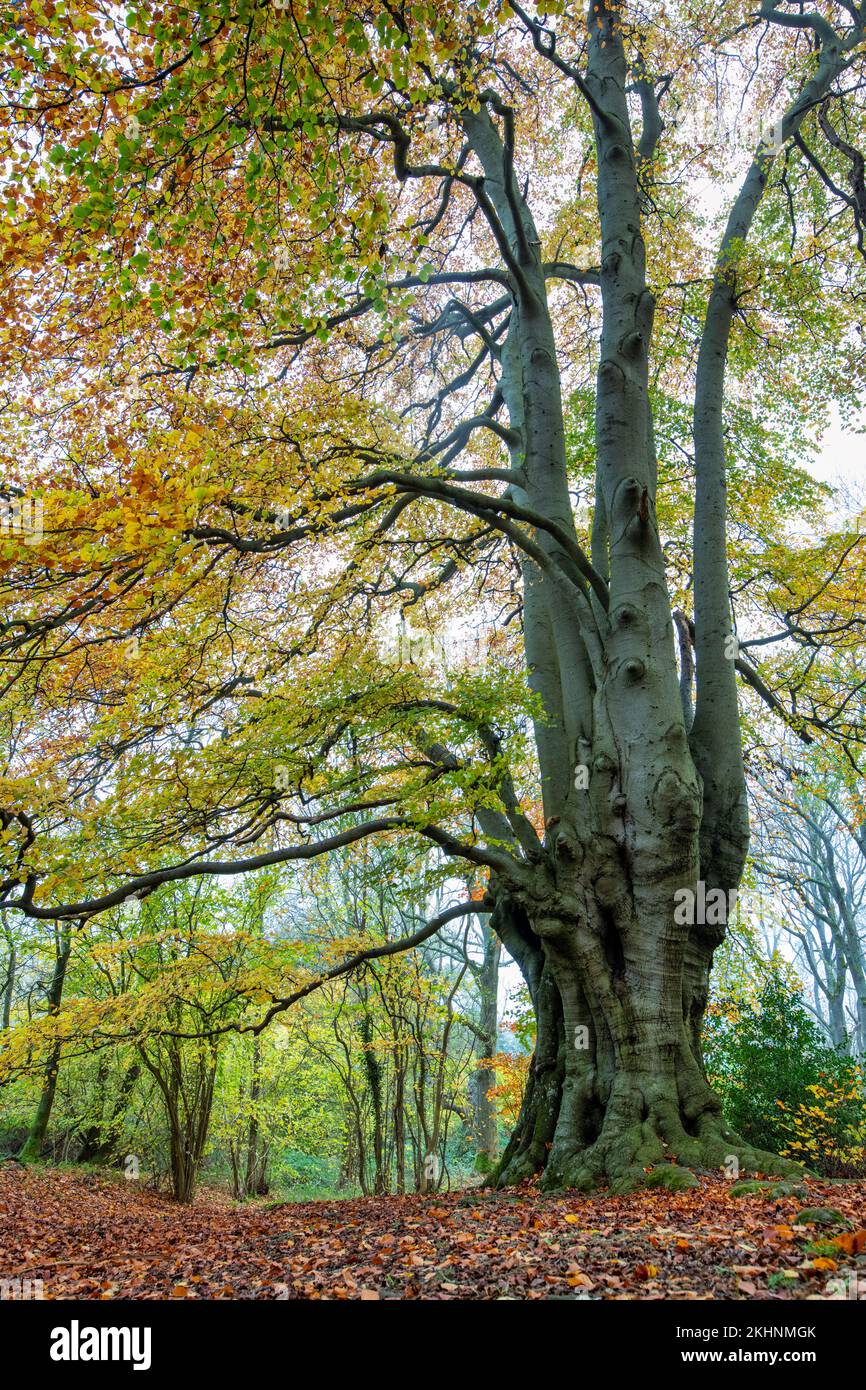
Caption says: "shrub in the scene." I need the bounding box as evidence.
[703,971,866,1176]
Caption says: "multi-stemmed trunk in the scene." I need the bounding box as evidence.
[138,1039,217,1203]
[450,1,841,1191]
[488,883,795,1192]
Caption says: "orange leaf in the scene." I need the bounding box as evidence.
[830,1229,866,1255]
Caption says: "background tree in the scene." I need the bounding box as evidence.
[755,764,866,1054]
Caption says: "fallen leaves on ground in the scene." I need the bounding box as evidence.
[0,1166,863,1300]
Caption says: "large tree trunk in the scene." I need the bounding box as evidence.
[453,0,834,1193]
[489,884,797,1193]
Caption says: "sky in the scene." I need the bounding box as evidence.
[813,408,865,495]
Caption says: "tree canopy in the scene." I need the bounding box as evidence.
[1,0,865,1195]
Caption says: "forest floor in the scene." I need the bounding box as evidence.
[0,1164,864,1300]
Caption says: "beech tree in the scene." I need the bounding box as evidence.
[1,0,865,1191]
[755,766,866,1053]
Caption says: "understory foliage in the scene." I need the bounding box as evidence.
[0,868,511,1200]
[705,965,866,1177]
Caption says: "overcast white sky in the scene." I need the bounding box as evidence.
[813,408,865,495]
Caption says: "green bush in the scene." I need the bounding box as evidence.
[703,972,866,1176]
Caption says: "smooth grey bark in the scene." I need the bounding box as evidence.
[691,7,854,894]
[457,0,864,1191]
[474,8,719,1192]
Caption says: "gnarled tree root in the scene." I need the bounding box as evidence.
[490,1069,802,1195]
